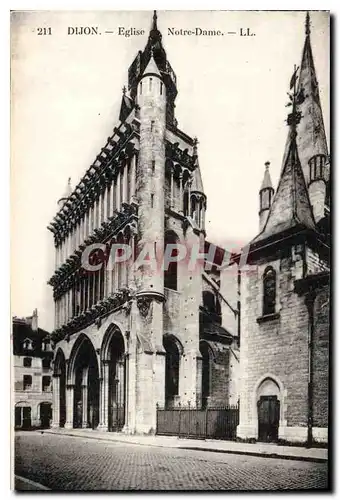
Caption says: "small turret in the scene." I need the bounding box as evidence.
[259,162,274,232]
[190,138,206,231]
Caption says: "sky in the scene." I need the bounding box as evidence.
[11,10,330,332]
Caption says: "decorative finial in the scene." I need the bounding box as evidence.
[305,11,310,36]
[153,10,158,30]
[122,85,126,95]
[265,161,270,169]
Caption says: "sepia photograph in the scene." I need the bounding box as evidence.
[10,9,330,491]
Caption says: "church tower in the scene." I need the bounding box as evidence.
[237,12,329,445]
[293,12,330,223]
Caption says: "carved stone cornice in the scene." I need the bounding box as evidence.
[136,291,165,318]
[49,125,139,241]
[48,205,138,291]
[50,288,133,344]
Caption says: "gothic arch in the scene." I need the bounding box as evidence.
[67,333,99,385]
[163,334,182,407]
[253,373,285,425]
[53,348,66,376]
[163,333,184,356]
[101,324,126,363]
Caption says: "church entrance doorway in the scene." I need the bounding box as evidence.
[107,330,126,432]
[257,395,280,442]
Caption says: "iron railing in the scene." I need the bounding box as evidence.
[156,403,239,440]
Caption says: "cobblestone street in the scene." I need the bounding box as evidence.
[14,431,328,491]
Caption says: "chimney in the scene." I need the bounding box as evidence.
[31,308,38,331]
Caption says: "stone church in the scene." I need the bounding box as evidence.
[233,12,330,444]
[47,11,329,444]
[48,12,239,434]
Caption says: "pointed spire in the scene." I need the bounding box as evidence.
[152,10,158,31]
[253,129,316,243]
[261,162,273,190]
[305,11,311,36]
[294,11,329,183]
[149,9,162,44]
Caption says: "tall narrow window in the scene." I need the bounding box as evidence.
[160,81,163,95]
[149,77,152,91]
[164,336,180,408]
[164,231,178,291]
[152,160,155,172]
[183,190,189,216]
[140,82,143,95]
[151,121,154,132]
[151,194,154,208]
[263,266,276,316]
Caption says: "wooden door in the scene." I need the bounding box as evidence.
[258,395,280,442]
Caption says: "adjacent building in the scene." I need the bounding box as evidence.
[13,309,53,429]
[235,13,330,444]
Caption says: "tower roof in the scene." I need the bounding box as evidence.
[142,53,161,77]
[191,165,204,194]
[252,130,316,244]
[282,12,329,183]
[260,162,273,191]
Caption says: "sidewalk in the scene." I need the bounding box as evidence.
[43,428,328,463]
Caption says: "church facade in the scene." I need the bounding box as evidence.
[47,12,239,434]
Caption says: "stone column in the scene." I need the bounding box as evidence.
[81,384,88,428]
[130,154,137,203]
[111,181,116,214]
[51,376,60,428]
[123,164,128,204]
[116,171,121,211]
[103,187,108,222]
[179,173,183,213]
[98,361,109,430]
[64,384,75,429]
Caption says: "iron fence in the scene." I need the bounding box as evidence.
[156,403,239,440]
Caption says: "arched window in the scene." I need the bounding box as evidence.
[164,232,178,291]
[183,190,189,216]
[164,336,180,407]
[263,267,276,316]
[23,338,33,350]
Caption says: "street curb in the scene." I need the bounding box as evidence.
[180,446,328,464]
[41,430,328,464]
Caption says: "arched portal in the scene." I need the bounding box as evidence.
[163,335,182,408]
[101,327,126,431]
[54,348,66,427]
[256,377,281,443]
[69,335,100,429]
